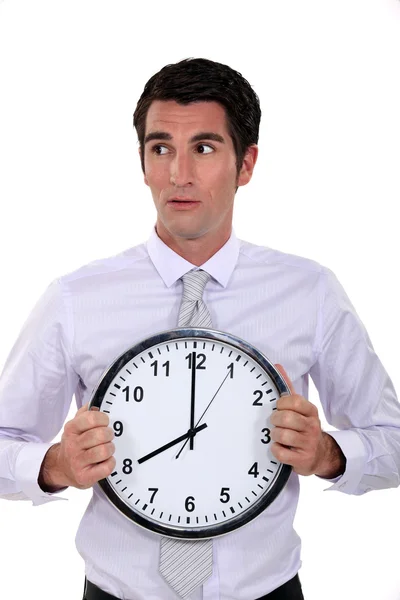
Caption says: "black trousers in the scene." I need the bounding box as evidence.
[83,574,304,599]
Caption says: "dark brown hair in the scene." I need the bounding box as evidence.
[133,58,261,177]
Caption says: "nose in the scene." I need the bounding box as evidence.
[170,151,193,187]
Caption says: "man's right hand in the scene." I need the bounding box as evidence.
[38,403,116,492]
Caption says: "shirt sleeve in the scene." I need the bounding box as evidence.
[0,279,79,505]
[309,267,400,495]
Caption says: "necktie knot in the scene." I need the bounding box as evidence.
[178,269,213,329]
[181,269,211,302]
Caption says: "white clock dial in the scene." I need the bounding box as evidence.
[89,328,291,539]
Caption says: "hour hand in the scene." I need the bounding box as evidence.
[137,423,207,464]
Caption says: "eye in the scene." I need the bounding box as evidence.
[151,144,169,155]
[196,144,214,155]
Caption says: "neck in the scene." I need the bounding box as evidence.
[155,224,231,266]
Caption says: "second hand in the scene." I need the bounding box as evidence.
[175,370,231,459]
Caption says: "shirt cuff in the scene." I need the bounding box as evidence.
[317,429,366,494]
[14,442,68,506]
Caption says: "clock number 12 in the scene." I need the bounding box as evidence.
[185,353,206,369]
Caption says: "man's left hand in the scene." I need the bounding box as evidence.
[269,364,346,478]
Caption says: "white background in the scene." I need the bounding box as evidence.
[0,1,399,599]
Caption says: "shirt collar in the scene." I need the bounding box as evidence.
[146,226,240,288]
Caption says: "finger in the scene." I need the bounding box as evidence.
[67,410,110,435]
[270,409,308,432]
[80,456,117,488]
[276,395,318,418]
[271,427,307,450]
[79,425,115,451]
[76,403,100,414]
[270,442,298,465]
[84,441,115,465]
[274,364,296,396]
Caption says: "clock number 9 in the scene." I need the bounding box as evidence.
[261,428,271,444]
[113,421,124,437]
[185,496,195,512]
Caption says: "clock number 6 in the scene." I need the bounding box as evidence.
[261,428,271,444]
[185,496,195,512]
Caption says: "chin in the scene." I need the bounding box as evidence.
[170,228,206,241]
[160,219,207,241]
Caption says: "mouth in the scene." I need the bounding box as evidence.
[168,197,198,202]
[167,198,200,209]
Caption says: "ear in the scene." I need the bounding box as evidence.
[237,145,258,187]
[138,147,149,186]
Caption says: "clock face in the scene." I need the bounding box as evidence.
[89,328,291,539]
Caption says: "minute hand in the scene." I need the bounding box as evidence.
[175,370,231,459]
[189,351,196,450]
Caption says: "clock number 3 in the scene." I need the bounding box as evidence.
[261,428,271,444]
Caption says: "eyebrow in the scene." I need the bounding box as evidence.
[144,131,225,145]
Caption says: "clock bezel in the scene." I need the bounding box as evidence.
[89,327,292,540]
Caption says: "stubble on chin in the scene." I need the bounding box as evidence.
[156,212,210,243]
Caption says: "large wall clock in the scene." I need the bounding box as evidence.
[89,328,292,539]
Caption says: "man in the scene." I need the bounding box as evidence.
[0,57,399,600]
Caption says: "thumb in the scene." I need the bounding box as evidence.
[274,364,296,395]
[76,402,100,414]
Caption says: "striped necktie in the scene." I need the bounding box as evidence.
[159,269,213,598]
[177,269,213,328]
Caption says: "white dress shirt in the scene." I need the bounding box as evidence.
[1,227,400,600]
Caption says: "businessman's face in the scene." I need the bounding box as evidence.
[141,100,257,245]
